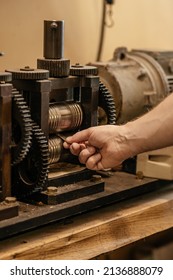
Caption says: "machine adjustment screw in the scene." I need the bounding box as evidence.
[71,63,84,68]
[90,174,102,182]
[20,66,34,71]
[5,196,17,204]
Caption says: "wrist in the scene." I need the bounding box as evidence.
[121,121,146,157]
[111,124,139,161]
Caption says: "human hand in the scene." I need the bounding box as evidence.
[63,125,133,170]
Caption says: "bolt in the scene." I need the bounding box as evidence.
[136,171,144,180]
[90,174,102,182]
[51,22,58,29]
[72,63,83,68]
[20,66,34,71]
[5,196,17,204]
[137,69,146,79]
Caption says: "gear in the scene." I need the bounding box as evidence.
[70,64,98,76]
[6,67,49,80]
[11,89,32,165]
[12,123,49,198]
[0,72,12,82]
[37,58,70,77]
[98,81,116,125]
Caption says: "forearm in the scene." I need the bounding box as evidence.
[124,93,173,156]
[64,93,173,170]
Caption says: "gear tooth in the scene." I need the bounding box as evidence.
[13,123,49,198]
[6,68,49,80]
[11,89,32,165]
[37,58,70,77]
[70,65,98,76]
[98,81,117,125]
[30,125,48,187]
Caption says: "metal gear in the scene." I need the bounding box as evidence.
[37,58,70,77]
[11,89,32,165]
[6,67,49,80]
[0,72,12,82]
[70,64,98,76]
[13,123,49,198]
[98,81,116,125]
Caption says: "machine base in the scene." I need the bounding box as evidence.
[0,171,168,240]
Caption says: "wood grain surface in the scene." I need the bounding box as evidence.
[0,184,173,260]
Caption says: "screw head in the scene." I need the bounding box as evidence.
[91,174,102,182]
[51,22,58,29]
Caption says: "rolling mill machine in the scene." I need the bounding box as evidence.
[0,20,172,239]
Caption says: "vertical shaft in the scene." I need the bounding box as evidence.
[44,20,64,59]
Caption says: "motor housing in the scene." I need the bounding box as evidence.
[91,47,173,123]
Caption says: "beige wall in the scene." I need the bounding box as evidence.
[0,0,173,71]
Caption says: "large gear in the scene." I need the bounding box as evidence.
[6,67,49,80]
[11,89,32,165]
[98,81,116,125]
[12,123,49,198]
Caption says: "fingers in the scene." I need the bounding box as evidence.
[63,141,71,149]
[85,153,102,170]
[63,127,103,170]
[70,142,86,156]
[76,146,102,170]
[65,128,92,144]
[77,145,97,164]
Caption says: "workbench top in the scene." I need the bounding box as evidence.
[0,182,173,260]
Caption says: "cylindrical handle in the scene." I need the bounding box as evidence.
[44,20,64,59]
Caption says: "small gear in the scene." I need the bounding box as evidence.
[98,81,116,125]
[70,64,98,76]
[12,123,49,198]
[0,72,12,82]
[37,58,70,77]
[11,89,32,165]
[6,67,49,80]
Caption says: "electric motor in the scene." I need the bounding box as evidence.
[91,47,173,124]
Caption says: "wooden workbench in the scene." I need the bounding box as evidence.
[0,181,173,260]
